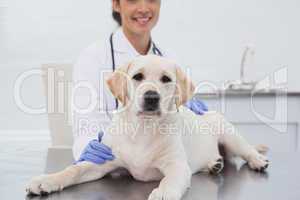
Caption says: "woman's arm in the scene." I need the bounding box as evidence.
[72,43,114,161]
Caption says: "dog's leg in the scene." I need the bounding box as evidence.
[148,161,192,200]
[217,114,269,172]
[208,139,224,175]
[26,162,118,195]
[202,139,224,175]
[220,131,269,172]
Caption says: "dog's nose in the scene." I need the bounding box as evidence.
[143,90,160,111]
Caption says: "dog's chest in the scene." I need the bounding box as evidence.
[127,156,162,181]
[117,144,163,181]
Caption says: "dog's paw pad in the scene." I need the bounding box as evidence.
[209,158,224,175]
[254,162,269,172]
[247,152,269,172]
[26,175,62,196]
[40,191,50,196]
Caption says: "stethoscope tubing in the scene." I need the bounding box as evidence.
[109,33,163,110]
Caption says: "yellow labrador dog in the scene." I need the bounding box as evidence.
[26,55,269,200]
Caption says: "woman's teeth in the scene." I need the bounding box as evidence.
[135,17,151,25]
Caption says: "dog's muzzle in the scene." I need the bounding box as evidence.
[143,90,160,112]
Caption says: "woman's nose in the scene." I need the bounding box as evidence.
[136,0,150,13]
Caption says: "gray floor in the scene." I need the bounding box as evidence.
[1,138,300,200]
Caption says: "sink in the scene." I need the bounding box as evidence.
[224,45,258,92]
[219,45,287,95]
[224,81,286,94]
[225,81,257,91]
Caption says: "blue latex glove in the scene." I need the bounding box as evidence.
[185,99,208,115]
[75,132,115,164]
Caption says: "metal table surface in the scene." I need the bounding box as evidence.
[2,147,300,200]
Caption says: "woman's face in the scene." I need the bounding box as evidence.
[113,0,161,36]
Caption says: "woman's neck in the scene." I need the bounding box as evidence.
[122,27,151,55]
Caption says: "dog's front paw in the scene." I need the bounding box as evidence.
[208,158,224,175]
[26,175,63,196]
[148,187,181,200]
[247,151,269,172]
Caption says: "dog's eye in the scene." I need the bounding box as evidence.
[161,75,172,83]
[132,73,144,81]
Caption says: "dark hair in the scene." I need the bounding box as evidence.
[112,0,122,26]
[112,10,122,26]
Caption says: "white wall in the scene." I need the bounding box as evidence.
[1,0,299,130]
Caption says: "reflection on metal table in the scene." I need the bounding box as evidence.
[22,148,300,200]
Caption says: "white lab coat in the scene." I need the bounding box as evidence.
[72,27,171,160]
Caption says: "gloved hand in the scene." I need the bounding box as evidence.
[185,99,208,115]
[75,132,115,164]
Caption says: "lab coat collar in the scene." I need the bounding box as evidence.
[113,27,155,56]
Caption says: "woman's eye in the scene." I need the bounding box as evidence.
[132,73,144,81]
[161,75,172,83]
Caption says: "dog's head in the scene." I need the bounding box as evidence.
[107,55,195,118]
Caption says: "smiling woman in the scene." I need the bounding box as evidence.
[71,0,208,168]
[111,0,161,55]
[71,0,166,165]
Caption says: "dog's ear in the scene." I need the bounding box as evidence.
[106,62,131,106]
[175,67,195,108]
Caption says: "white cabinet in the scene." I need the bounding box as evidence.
[196,92,300,152]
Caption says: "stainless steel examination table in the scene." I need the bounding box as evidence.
[2,148,300,200]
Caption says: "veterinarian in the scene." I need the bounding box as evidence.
[73,0,208,164]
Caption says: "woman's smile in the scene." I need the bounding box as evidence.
[112,0,161,36]
[132,16,153,26]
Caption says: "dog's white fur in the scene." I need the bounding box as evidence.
[26,55,269,200]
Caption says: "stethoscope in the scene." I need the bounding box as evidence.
[109,32,163,110]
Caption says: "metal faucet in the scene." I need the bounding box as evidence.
[225,45,257,91]
[240,45,255,83]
